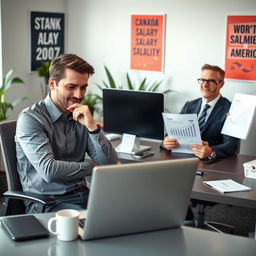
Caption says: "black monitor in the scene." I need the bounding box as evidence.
[103,89,164,154]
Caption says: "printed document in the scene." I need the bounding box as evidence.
[203,179,252,193]
[221,93,256,140]
[162,113,202,154]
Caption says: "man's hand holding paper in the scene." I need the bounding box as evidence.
[162,113,202,154]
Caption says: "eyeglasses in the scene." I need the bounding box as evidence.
[197,78,217,86]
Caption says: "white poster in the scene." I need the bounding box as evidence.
[221,93,256,140]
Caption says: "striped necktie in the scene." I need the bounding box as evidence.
[198,104,210,131]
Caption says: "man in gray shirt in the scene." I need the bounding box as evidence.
[15,53,118,213]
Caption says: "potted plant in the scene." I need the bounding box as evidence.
[0,69,26,121]
[95,65,172,102]
[36,61,51,98]
[92,65,172,118]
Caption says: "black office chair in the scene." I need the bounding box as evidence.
[190,142,241,233]
[0,120,55,216]
[190,200,234,233]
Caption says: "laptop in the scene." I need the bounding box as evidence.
[79,158,198,240]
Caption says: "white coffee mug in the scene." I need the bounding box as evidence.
[48,209,80,241]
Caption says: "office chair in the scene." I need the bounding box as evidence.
[190,200,234,233]
[0,120,55,216]
[191,141,240,233]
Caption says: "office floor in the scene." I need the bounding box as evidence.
[191,203,256,237]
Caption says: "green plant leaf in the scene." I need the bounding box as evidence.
[138,77,147,91]
[36,61,51,77]
[4,77,24,92]
[163,89,172,94]
[148,81,162,92]
[2,69,14,89]
[104,65,117,88]
[126,73,134,90]
[0,69,26,120]
[12,77,24,84]
[12,96,27,107]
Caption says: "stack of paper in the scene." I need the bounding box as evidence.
[203,179,251,193]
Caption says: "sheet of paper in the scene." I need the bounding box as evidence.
[118,133,136,153]
[162,113,202,154]
[203,179,252,193]
[221,93,256,140]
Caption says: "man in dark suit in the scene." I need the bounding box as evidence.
[162,64,239,161]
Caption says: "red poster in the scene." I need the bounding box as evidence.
[225,15,256,81]
[131,15,165,72]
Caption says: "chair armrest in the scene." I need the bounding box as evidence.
[3,190,56,205]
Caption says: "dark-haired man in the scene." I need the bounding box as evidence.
[16,53,118,213]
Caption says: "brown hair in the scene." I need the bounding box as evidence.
[49,53,95,83]
[201,64,225,81]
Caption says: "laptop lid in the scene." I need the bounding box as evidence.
[79,158,198,240]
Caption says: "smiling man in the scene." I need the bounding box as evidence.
[162,64,239,161]
[15,53,118,213]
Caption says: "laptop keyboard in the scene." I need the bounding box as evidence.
[79,218,86,228]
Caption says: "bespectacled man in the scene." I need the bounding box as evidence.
[161,63,239,161]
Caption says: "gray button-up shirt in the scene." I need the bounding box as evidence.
[15,95,118,195]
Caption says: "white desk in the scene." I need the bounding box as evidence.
[0,212,256,256]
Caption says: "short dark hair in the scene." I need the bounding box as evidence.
[201,64,225,81]
[49,53,95,83]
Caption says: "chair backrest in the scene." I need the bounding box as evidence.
[0,120,22,192]
[0,120,27,214]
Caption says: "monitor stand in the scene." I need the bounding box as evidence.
[115,136,151,155]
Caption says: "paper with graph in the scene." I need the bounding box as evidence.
[162,113,202,154]
[221,93,256,140]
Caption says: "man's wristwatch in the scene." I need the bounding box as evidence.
[88,124,101,134]
[209,150,216,159]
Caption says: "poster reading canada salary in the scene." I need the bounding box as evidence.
[131,15,165,72]
[225,16,256,81]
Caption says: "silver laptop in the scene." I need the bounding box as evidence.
[79,158,198,240]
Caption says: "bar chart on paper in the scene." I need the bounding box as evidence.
[169,122,197,138]
[162,113,202,154]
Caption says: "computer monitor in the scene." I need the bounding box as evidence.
[103,88,164,154]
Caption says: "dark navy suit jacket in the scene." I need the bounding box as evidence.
[180,96,239,159]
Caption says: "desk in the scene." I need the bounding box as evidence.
[113,139,256,235]
[1,213,256,256]
[113,139,256,209]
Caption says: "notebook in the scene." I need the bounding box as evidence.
[79,158,198,240]
[1,215,49,241]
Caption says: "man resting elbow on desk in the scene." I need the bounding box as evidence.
[161,64,239,162]
[15,53,118,214]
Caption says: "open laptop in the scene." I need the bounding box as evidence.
[79,158,198,240]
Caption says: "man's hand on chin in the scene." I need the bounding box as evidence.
[67,103,98,130]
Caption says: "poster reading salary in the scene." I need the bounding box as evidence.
[225,15,256,81]
[30,11,65,71]
[131,15,165,72]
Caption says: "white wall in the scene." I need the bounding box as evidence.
[1,0,67,119]
[66,0,256,155]
[1,0,256,154]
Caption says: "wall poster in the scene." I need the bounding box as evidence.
[225,15,256,81]
[30,11,65,71]
[131,14,165,72]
